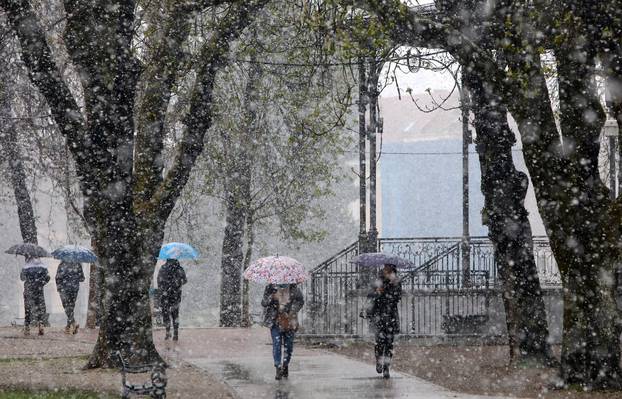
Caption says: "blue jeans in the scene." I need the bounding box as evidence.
[270,325,295,367]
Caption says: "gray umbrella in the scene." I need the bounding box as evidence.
[350,252,414,269]
[5,243,51,258]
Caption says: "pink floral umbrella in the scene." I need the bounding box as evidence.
[243,256,309,284]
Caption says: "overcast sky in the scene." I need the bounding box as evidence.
[381,65,457,97]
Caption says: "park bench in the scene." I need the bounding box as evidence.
[117,352,167,399]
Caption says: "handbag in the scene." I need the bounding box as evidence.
[277,312,290,330]
[277,311,298,331]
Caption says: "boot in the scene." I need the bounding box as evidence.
[23,326,30,336]
[164,329,171,340]
[72,323,80,335]
[172,328,178,342]
[383,365,390,379]
[64,323,72,334]
[38,323,44,336]
[275,366,282,380]
[375,356,383,374]
[282,365,289,378]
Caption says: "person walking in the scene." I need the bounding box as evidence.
[368,264,402,379]
[21,256,50,336]
[55,261,85,334]
[157,258,187,341]
[261,283,304,380]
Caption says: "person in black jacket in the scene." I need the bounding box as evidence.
[261,284,304,380]
[157,259,187,341]
[368,264,402,379]
[55,261,85,334]
[20,256,50,336]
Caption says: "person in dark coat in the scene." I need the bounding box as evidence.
[261,283,304,380]
[20,256,50,336]
[55,261,85,334]
[368,264,402,379]
[157,259,187,341]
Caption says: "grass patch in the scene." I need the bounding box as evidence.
[0,356,89,364]
[0,389,116,398]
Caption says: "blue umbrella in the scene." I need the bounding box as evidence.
[51,245,98,263]
[350,252,414,269]
[158,242,199,260]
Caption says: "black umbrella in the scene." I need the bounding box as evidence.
[350,252,414,269]
[5,243,50,258]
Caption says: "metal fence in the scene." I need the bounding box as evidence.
[299,236,560,338]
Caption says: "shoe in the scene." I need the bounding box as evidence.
[376,357,384,374]
[164,330,171,340]
[282,365,289,378]
[64,324,71,334]
[72,323,79,335]
[38,324,44,336]
[173,329,178,342]
[383,366,390,379]
[275,366,282,380]
[23,326,30,336]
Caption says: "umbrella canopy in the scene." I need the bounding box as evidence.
[52,245,98,263]
[244,256,309,284]
[350,252,414,269]
[158,242,199,260]
[5,243,50,258]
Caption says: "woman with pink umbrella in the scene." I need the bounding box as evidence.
[244,256,307,381]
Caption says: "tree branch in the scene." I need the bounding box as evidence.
[1,0,85,157]
[150,0,269,219]
[133,1,197,206]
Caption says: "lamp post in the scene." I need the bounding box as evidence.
[368,58,380,253]
[460,75,472,287]
[357,57,368,253]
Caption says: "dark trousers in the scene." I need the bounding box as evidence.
[24,286,46,327]
[59,288,79,325]
[374,330,395,366]
[270,325,295,367]
[161,300,180,333]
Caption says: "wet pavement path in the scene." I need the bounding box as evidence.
[162,328,513,399]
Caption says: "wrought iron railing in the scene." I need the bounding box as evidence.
[299,235,561,337]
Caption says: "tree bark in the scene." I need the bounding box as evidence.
[4,127,38,244]
[464,68,553,365]
[241,214,255,327]
[219,136,252,327]
[0,74,37,245]
[219,51,260,327]
[219,176,250,327]
[86,238,100,329]
[84,193,165,368]
[85,263,97,329]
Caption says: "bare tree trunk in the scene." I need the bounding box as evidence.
[3,125,37,244]
[465,68,553,365]
[219,159,251,327]
[220,53,260,327]
[86,239,99,329]
[84,200,165,368]
[241,214,255,327]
